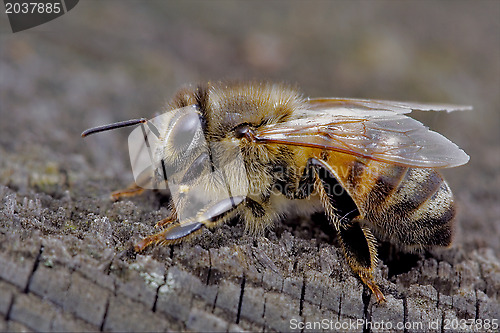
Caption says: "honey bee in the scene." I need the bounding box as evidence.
[82,82,470,302]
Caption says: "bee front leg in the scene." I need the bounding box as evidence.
[111,166,160,201]
[111,183,145,201]
[135,196,246,252]
[305,157,385,303]
[154,216,175,229]
[134,218,204,252]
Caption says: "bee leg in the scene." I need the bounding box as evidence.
[305,157,385,302]
[135,196,246,252]
[338,221,385,303]
[154,216,175,229]
[111,166,158,201]
[193,195,246,228]
[111,183,145,201]
[300,158,360,226]
[134,216,177,251]
[134,219,204,252]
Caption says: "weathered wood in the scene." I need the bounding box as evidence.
[0,180,499,331]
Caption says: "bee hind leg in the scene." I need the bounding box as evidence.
[338,221,385,303]
[307,157,385,302]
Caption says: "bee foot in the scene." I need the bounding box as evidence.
[361,276,386,303]
[111,187,145,202]
[134,221,204,252]
[134,234,161,252]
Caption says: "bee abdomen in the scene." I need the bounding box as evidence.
[368,168,455,248]
[404,179,456,247]
[386,168,444,217]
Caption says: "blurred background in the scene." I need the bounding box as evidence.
[1,0,499,252]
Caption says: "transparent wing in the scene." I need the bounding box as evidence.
[254,99,470,168]
[306,97,472,114]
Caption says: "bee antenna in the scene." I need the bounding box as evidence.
[81,118,148,137]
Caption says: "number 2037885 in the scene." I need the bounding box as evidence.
[5,2,62,14]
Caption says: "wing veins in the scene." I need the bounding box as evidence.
[253,105,468,168]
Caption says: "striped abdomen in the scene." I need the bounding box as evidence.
[345,159,455,249]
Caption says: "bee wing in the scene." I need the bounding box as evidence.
[127,114,168,190]
[254,99,470,168]
[306,97,472,114]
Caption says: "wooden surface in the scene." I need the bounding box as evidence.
[0,185,499,331]
[1,2,499,332]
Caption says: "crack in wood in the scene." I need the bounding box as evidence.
[235,276,246,324]
[211,289,219,313]
[4,293,14,321]
[362,287,371,333]
[261,294,266,319]
[104,259,113,276]
[402,296,408,333]
[292,258,298,272]
[104,251,117,276]
[261,293,267,332]
[299,275,306,317]
[337,292,342,321]
[25,245,44,293]
[206,250,212,286]
[474,289,479,320]
[318,285,325,310]
[99,297,110,332]
[152,276,166,313]
[169,245,174,260]
[440,311,445,333]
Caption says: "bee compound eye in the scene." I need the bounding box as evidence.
[234,124,255,140]
[169,112,201,150]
